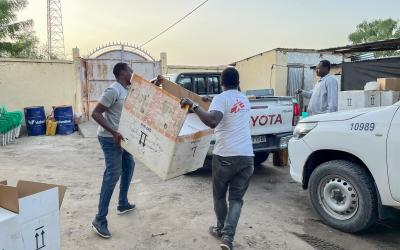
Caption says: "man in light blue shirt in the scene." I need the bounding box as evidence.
[297,60,338,115]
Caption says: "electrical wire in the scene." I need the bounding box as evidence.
[140,0,209,47]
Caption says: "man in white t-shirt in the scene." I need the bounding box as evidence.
[181,67,254,250]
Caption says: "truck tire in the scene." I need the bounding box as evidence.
[254,152,269,166]
[308,160,378,233]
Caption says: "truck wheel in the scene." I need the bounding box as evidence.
[308,160,378,233]
[254,152,269,166]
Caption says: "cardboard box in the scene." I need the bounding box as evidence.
[119,75,213,180]
[378,78,400,91]
[0,207,20,250]
[339,90,400,110]
[338,91,381,111]
[0,180,66,250]
[381,91,400,106]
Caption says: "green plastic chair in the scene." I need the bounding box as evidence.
[0,106,23,146]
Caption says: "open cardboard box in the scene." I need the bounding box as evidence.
[0,180,66,250]
[119,74,213,180]
[378,78,400,91]
[339,90,400,111]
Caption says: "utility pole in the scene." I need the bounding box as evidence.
[47,0,66,59]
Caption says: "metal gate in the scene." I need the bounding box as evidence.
[287,65,305,107]
[82,42,161,117]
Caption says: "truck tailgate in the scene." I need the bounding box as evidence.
[250,97,294,135]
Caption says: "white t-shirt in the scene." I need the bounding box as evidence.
[209,89,254,157]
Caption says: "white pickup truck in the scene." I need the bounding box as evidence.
[165,72,299,166]
[289,103,400,233]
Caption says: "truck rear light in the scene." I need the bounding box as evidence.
[293,103,300,126]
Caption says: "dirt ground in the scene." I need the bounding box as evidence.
[1,133,400,250]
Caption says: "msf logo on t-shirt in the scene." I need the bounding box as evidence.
[230,100,246,113]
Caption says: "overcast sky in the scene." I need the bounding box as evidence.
[17,0,400,65]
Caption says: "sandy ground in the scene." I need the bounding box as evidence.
[1,133,400,250]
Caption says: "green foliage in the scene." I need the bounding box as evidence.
[0,0,44,58]
[349,18,400,57]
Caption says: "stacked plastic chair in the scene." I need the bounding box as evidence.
[0,106,23,146]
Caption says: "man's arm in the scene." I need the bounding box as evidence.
[92,104,114,134]
[92,103,124,145]
[326,78,338,112]
[180,98,223,129]
[296,89,312,99]
[302,90,313,99]
[194,108,223,129]
[93,87,124,145]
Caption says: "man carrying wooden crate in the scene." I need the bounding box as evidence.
[180,67,254,250]
[91,62,136,239]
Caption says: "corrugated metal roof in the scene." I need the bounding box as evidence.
[350,53,375,62]
[318,38,400,54]
[309,55,400,69]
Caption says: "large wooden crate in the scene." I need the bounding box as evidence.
[119,75,213,180]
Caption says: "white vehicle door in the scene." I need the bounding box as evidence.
[386,105,400,202]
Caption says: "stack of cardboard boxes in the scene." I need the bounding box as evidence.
[0,180,66,250]
[339,78,400,111]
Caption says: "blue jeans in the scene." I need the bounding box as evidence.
[212,155,254,241]
[96,136,135,223]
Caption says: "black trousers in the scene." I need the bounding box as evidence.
[212,155,254,241]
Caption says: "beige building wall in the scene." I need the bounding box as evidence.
[234,49,343,96]
[0,57,82,117]
[160,53,227,74]
[234,50,282,94]
[274,51,289,96]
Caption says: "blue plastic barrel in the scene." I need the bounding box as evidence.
[54,106,74,135]
[24,106,46,136]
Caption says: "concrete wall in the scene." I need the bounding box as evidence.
[234,50,278,93]
[159,52,226,75]
[166,65,227,74]
[0,56,82,117]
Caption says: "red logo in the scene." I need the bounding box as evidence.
[230,100,245,113]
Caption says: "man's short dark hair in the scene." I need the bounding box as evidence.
[221,67,240,88]
[320,60,331,70]
[113,62,128,78]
